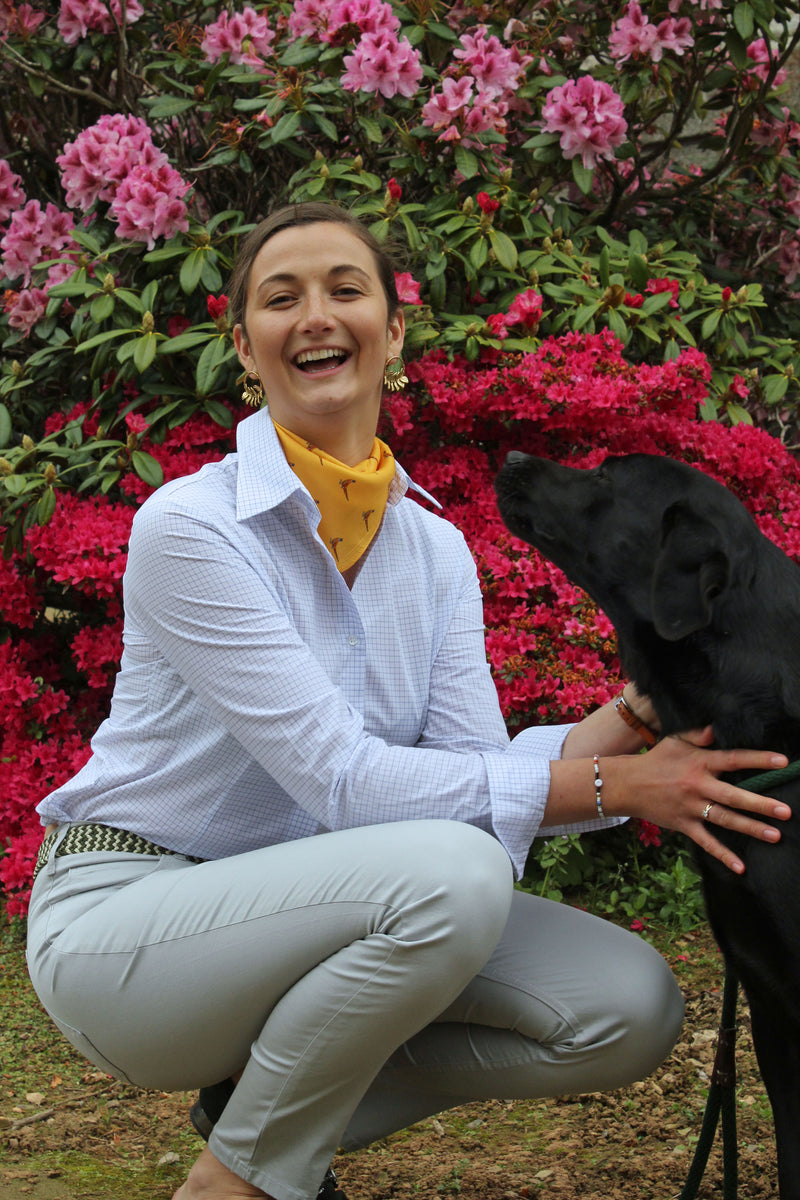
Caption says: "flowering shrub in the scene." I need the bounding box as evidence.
[2,0,800,916]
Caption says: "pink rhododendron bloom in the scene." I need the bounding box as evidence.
[394,271,421,305]
[327,0,399,40]
[125,412,150,434]
[0,159,25,226]
[646,277,680,308]
[0,1,45,37]
[453,26,531,100]
[655,16,693,58]
[421,76,474,130]
[541,77,628,169]
[340,31,422,99]
[746,38,788,87]
[778,238,800,285]
[201,6,275,67]
[287,0,337,41]
[58,114,166,210]
[0,198,76,285]
[486,312,509,339]
[110,162,191,250]
[57,0,143,45]
[608,2,659,64]
[4,286,48,335]
[507,288,544,330]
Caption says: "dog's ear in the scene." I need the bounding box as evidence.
[651,502,730,641]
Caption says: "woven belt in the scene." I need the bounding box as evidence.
[33,823,205,884]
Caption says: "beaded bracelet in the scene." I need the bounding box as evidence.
[593,754,606,819]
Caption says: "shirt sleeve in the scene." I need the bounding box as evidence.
[125,498,584,877]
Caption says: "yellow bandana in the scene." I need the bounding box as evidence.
[273,421,396,572]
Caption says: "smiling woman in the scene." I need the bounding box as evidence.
[25,202,788,1200]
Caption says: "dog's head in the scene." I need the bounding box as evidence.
[494,452,757,644]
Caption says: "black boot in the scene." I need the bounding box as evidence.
[189,1081,347,1199]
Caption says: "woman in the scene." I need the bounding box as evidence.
[27,202,791,1200]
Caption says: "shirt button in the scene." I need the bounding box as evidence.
[347,635,359,647]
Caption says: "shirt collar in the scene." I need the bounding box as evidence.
[235,407,440,522]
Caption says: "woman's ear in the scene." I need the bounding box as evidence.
[233,323,254,372]
[387,308,405,359]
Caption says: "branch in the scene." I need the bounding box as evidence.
[0,41,116,109]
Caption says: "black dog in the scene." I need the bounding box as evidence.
[495,450,800,1198]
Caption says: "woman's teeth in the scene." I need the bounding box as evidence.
[295,349,348,372]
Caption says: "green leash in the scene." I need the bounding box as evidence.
[678,758,800,1200]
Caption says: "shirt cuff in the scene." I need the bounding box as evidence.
[485,722,627,878]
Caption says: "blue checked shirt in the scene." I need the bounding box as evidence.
[38,409,613,878]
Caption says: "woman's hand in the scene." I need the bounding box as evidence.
[615,726,791,874]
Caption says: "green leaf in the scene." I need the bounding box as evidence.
[454,144,479,179]
[358,115,384,144]
[196,335,232,395]
[36,485,56,525]
[313,112,338,141]
[160,328,215,354]
[131,450,164,489]
[571,158,594,196]
[0,402,11,449]
[665,315,696,346]
[77,328,136,353]
[488,228,518,272]
[204,399,234,428]
[628,253,650,291]
[763,373,790,404]
[598,246,610,288]
[180,249,206,295]
[701,310,722,340]
[573,303,600,331]
[90,293,115,323]
[469,237,489,271]
[133,333,158,373]
[733,1,755,38]
[143,95,195,118]
[726,402,753,426]
[271,110,303,143]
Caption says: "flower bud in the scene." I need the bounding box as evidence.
[142,311,155,334]
[528,268,539,285]
[22,435,34,451]
[0,457,12,475]
[563,239,573,255]
[543,237,553,253]
[320,164,330,178]
[736,285,748,303]
[43,462,57,485]
[462,196,474,216]
[352,155,363,172]
[103,273,116,293]
[11,360,22,377]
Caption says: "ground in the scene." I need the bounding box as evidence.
[0,923,779,1200]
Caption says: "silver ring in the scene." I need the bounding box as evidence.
[702,802,714,821]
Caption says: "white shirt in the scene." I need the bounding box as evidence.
[38,409,611,878]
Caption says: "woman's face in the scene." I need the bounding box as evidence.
[234,222,404,451]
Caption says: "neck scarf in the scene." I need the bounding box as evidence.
[273,420,396,572]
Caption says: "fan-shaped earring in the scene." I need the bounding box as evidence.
[240,371,265,407]
[383,355,408,392]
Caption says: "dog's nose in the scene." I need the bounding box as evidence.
[504,451,529,466]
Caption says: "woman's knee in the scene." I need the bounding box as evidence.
[387,821,514,969]
[607,945,685,1084]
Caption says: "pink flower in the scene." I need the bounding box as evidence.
[477,191,499,214]
[638,820,662,848]
[609,2,658,64]
[57,114,167,211]
[453,25,531,101]
[655,16,693,59]
[57,0,143,45]
[110,162,191,250]
[287,0,337,41]
[340,31,423,99]
[507,288,544,331]
[746,38,788,87]
[207,294,229,321]
[624,292,644,308]
[0,2,45,38]
[386,177,402,202]
[0,159,25,227]
[4,286,48,336]
[541,77,628,170]
[394,271,421,305]
[0,199,76,285]
[630,918,647,933]
[125,412,150,434]
[201,6,275,67]
[327,0,399,41]
[646,277,680,308]
[486,312,509,339]
[421,76,474,133]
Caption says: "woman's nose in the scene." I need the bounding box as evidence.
[299,291,335,329]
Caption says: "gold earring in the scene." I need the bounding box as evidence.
[240,371,265,407]
[383,355,408,392]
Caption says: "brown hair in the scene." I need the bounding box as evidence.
[228,202,401,333]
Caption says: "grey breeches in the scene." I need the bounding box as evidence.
[26,820,684,1200]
